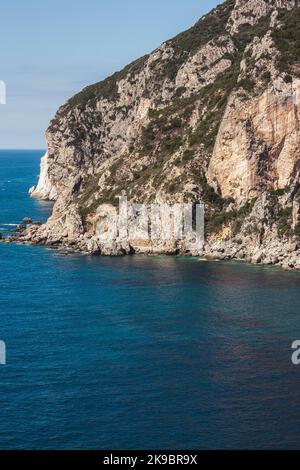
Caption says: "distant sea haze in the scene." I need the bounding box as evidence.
[0,150,300,449]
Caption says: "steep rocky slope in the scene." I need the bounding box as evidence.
[17,0,300,268]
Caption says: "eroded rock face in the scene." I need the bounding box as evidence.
[15,0,300,268]
[207,78,300,203]
[227,0,296,34]
[30,152,59,200]
[176,36,236,93]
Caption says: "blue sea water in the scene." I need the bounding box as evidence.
[1,150,300,450]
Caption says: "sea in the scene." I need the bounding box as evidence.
[0,149,300,449]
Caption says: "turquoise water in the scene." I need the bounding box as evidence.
[0,150,300,450]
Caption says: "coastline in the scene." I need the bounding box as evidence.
[2,218,300,271]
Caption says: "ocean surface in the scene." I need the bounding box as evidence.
[0,150,300,450]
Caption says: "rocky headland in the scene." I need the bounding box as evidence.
[6,0,300,269]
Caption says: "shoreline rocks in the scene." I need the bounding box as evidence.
[3,213,299,271]
[4,1,300,273]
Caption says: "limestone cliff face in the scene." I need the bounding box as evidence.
[21,0,300,268]
[29,152,59,200]
[207,77,300,203]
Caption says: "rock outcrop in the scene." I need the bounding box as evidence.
[15,0,300,268]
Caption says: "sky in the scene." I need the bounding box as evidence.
[0,0,221,149]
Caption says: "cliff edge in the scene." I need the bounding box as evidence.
[20,0,300,268]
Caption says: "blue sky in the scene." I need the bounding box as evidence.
[0,0,221,149]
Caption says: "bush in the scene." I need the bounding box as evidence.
[162,136,183,155]
[239,78,255,92]
[272,6,300,76]
[277,207,293,238]
[173,0,235,54]
[206,198,256,234]
[182,149,194,163]
[166,117,182,130]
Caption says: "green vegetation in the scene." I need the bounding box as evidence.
[54,0,278,128]
[140,125,156,154]
[276,207,293,238]
[166,117,182,130]
[206,199,257,235]
[77,174,99,205]
[238,78,256,92]
[188,65,240,151]
[181,149,195,163]
[144,62,241,163]
[138,61,242,184]
[172,0,235,54]
[139,94,199,161]
[234,15,271,53]
[53,0,300,221]
[162,136,183,154]
[58,0,237,121]
[148,94,199,121]
[166,181,179,194]
[272,6,300,76]
[76,174,101,217]
[151,0,235,84]
[270,187,290,198]
[59,55,149,115]
[267,188,293,238]
[192,174,225,208]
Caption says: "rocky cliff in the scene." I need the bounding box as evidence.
[19,0,300,268]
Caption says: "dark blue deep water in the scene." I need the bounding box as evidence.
[1,150,300,449]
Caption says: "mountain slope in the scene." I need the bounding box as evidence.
[19,0,300,268]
